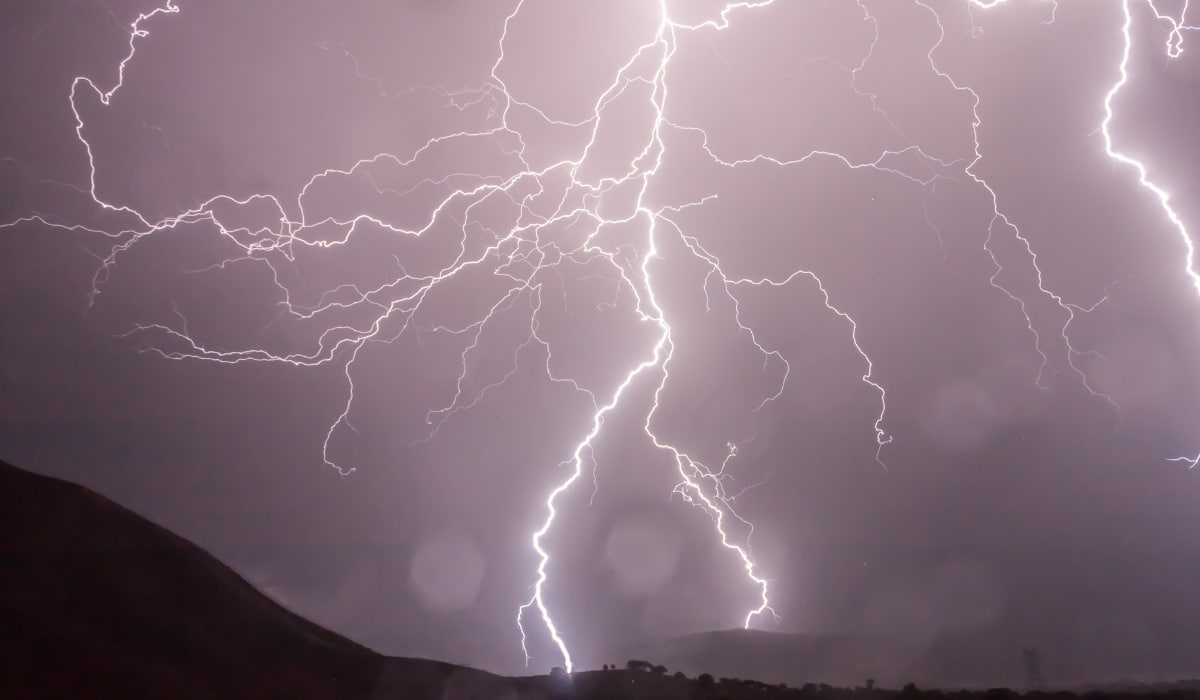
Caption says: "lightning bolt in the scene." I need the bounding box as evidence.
[921,0,1120,411]
[3,0,1196,675]
[955,0,1198,460]
[1102,0,1200,467]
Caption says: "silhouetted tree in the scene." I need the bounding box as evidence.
[698,673,715,687]
[651,664,668,675]
[547,666,570,699]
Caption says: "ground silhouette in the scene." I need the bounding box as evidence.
[3,458,1198,699]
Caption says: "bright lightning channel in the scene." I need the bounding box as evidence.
[1103,0,1200,466]
[964,0,1199,464]
[2,0,1197,676]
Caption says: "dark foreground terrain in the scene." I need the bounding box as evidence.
[3,457,1198,700]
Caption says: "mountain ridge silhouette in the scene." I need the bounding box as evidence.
[0,458,511,699]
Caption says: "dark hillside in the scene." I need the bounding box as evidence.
[5,458,1198,700]
[0,458,508,699]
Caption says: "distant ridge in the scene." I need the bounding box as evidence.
[612,628,897,689]
[8,458,1198,699]
[0,458,507,699]
[611,626,1028,690]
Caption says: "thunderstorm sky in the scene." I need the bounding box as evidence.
[2,0,1200,685]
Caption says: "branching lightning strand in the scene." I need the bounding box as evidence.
[3,0,1197,675]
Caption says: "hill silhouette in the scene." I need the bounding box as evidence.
[0,458,511,699]
[6,457,1200,700]
[614,629,897,688]
[611,627,1027,689]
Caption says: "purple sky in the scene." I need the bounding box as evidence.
[3,0,1200,684]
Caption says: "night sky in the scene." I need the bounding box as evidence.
[2,0,1200,685]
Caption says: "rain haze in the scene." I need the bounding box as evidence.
[2,0,1200,687]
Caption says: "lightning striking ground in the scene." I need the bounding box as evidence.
[3,0,1197,674]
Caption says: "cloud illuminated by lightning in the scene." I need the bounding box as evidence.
[2,0,1197,675]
